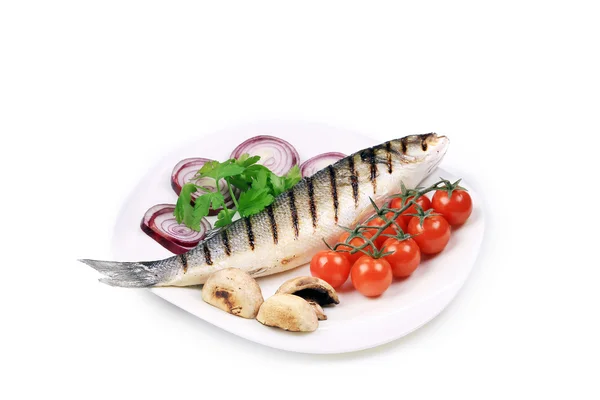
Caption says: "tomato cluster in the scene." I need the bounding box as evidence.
[310,184,473,298]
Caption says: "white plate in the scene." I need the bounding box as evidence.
[111,121,485,354]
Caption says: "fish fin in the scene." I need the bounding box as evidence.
[79,259,166,288]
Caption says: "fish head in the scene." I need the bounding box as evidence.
[388,133,450,188]
[396,133,449,162]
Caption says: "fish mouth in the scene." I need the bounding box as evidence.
[424,133,449,148]
[399,133,449,155]
[395,133,449,171]
[422,134,449,175]
[398,133,449,163]
[424,133,449,157]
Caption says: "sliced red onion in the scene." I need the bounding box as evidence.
[300,152,346,177]
[140,204,211,255]
[171,158,235,216]
[230,135,300,176]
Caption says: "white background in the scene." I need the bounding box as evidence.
[1,1,599,399]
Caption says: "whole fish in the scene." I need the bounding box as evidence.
[80,133,449,287]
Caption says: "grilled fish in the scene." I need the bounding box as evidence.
[80,133,449,287]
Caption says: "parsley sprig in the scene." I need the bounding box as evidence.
[174,154,301,230]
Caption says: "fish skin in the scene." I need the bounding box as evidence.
[80,133,449,288]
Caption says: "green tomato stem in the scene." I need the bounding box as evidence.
[329,178,448,255]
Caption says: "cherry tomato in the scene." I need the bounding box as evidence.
[381,237,421,278]
[432,190,473,226]
[337,231,375,265]
[310,250,352,288]
[350,256,393,297]
[390,196,432,226]
[407,214,451,255]
[364,212,408,249]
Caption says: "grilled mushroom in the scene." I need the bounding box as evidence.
[202,268,264,319]
[276,276,340,305]
[307,301,328,321]
[276,276,340,321]
[256,294,319,332]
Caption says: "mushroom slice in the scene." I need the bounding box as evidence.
[276,276,340,307]
[202,268,264,319]
[307,301,327,321]
[256,294,319,332]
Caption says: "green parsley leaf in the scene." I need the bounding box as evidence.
[196,160,245,182]
[207,191,226,210]
[268,173,287,197]
[196,161,221,179]
[216,163,246,180]
[226,175,251,191]
[174,183,197,225]
[215,208,237,228]
[283,165,302,190]
[241,164,272,191]
[251,169,269,190]
[235,153,261,168]
[191,191,226,229]
[268,165,302,196]
[237,187,274,217]
[243,164,270,179]
[191,197,210,230]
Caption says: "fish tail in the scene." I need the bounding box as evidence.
[78,258,173,288]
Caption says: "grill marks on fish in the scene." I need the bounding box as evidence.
[306,176,318,229]
[203,243,213,266]
[288,189,300,238]
[385,141,393,174]
[221,230,231,256]
[265,204,278,244]
[244,217,256,250]
[400,137,408,154]
[360,147,378,194]
[327,165,339,223]
[348,156,360,207]
[179,253,188,274]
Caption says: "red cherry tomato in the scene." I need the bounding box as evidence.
[310,250,352,288]
[337,231,375,265]
[350,256,393,297]
[407,214,451,255]
[381,237,421,278]
[432,190,473,226]
[364,212,408,249]
[390,196,432,226]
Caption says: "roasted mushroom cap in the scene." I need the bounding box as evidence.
[202,268,264,319]
[256,294,318,332]
[307,301,328,321]
[276,276,340,306]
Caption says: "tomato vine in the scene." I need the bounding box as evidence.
[325,178,457,258]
